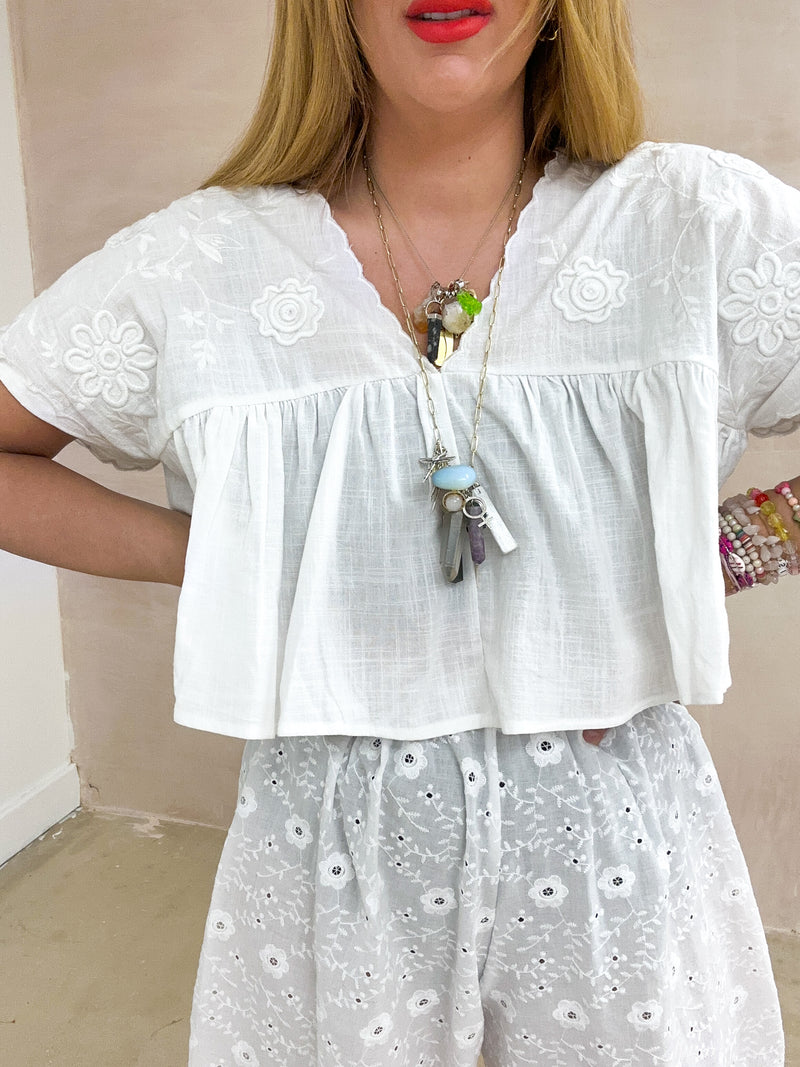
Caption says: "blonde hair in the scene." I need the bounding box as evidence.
[202,0,644,196]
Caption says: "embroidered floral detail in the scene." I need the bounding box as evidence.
[237,786,257,818]
[318,851,355,889]
[394,743,428,780]
[526,734,565,767]
[709,150,769,180]
[183,228,245,265]
[285,815,313,849]
[731,985,749,1012]
[251,279,324,346]
[407,989,440,1016]
[720,251,800,357]
[477,906,495,929]
[552,1000,589,1030]
[695,765,718,796]
[231,1040,260,1066]
[62,310,157,408]
[461,757,487,796]
[104,211,161,249]
[454,1024,482,1049]
[529,875,569,908]
[552,257,629,323]
[360,1012,394,1045]
[364,738,383,760]
[598,864,637,899]
[259,944,289,978]
[627,1000,663,1031]
[190,338,217,370]
[207,909,235,941]
[722,878,748,903]
[487,989,516,1021]
[421,887,457,915]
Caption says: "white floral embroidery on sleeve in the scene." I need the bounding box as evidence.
[250,278,324,346]
[719,251,800,357]
[62,310,157,409]
[552,256,629,323]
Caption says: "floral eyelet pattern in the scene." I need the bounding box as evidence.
[719,251,800,357]
[250,278,324,346]
[598,864,637,899]
[552,256,629,323]
[529,875,570,908]
[190,708,783,1066]
[62,310,156,409]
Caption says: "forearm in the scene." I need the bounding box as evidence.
[0,452,190,585]
[719,475,800,595]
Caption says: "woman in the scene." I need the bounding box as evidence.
[0,0,794,1063]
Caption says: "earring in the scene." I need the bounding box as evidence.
[539,22,559,41]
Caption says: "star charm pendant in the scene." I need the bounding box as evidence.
[419,446,454,482]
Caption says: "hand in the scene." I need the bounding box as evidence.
[582,729,608,746]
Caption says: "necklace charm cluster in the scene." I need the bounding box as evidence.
[421,452,518,581]
[412,280,483,368]
[364,152,526,583]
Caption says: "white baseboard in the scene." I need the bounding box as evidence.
[0,762,81,866]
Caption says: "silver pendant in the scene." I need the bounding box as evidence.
[419,443,455,482]
[463,484,518,555]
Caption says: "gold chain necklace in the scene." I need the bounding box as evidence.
[368,167,520,351]
[363,153,526,583]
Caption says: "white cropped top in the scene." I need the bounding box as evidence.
[2,142,799,739]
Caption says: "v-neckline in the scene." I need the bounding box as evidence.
[312,153,564,370]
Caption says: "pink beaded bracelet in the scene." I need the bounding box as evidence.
[718,528,753,592]
[775,482,800,526]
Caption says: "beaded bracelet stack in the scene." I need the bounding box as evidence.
[718,482,800,595]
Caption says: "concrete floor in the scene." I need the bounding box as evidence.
[0,811,797,1067]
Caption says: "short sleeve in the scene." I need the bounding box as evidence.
[714,153,800,439]
[0,213,169,471]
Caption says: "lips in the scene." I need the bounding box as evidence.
[406,0,494,44]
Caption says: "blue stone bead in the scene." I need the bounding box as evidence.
[431,465,476,491]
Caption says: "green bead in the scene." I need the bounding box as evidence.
[456,290,482,316]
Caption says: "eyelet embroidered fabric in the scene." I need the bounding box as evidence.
[1,142,800,740]
[188,706,783,1065]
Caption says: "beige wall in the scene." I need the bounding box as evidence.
[5,1,800,925]
[6,0,275,825]
[0,0,79,864]
[630,0,800,932]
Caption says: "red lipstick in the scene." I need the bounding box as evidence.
[406,0,493,44]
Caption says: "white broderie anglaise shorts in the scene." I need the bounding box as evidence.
[189,704,783,1066]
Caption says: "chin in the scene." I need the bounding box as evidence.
[403,55,494,106]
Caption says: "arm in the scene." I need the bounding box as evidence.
[0,383,189,586]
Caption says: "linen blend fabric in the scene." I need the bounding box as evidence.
[188,706,783,1066]
[1,143,800,740]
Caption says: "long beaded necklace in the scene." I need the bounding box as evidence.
[368,167,521,365]
[363,153,526,583]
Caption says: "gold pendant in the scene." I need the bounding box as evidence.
[433,330,455,368]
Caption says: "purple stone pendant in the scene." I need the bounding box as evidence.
[464,499,486,565]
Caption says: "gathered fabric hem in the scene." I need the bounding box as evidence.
[172,691,727,741]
